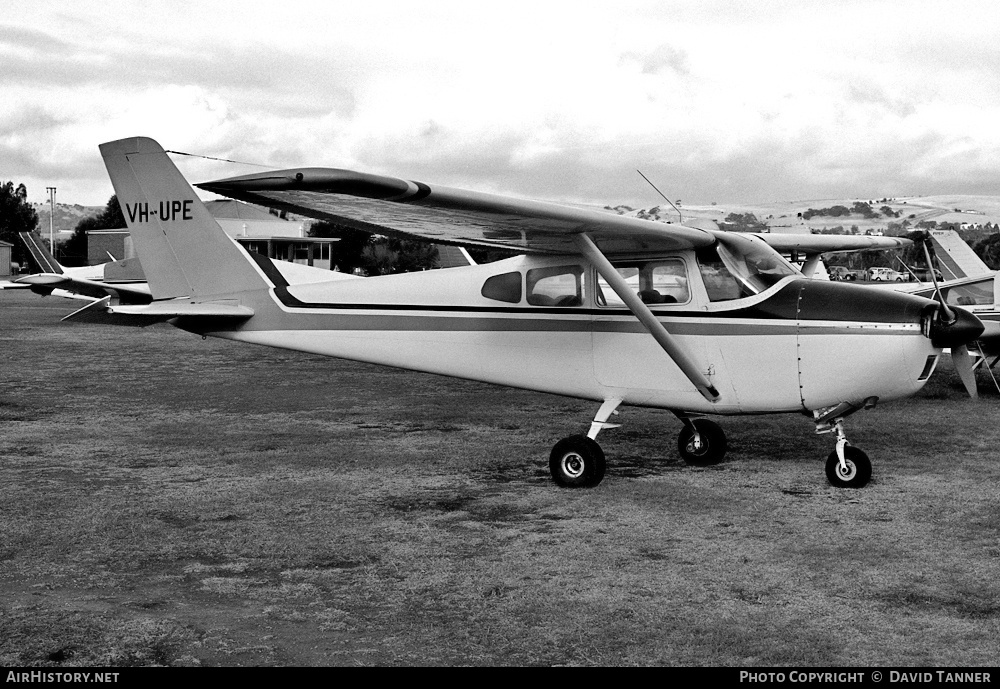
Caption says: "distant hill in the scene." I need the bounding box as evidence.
[31,202,104,241]
[604,195,1000,236]
[29,194,1000,245]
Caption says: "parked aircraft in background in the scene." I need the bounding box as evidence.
[861,229,1000,397]
[901,231,1000,397]
[912,272,1000,396]
[921,229,994,282]
[755,233,912,279]
[2,231,152,303]
[4,220,474,304]
[5,229,360,304]
[63,137,984,489]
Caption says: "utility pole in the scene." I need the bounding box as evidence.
[46,186,57,254]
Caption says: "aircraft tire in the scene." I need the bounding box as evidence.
[549,435,606,488]
[677,419,727,466]
[825,447,872,488]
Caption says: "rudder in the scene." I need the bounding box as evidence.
[99,137,268,300]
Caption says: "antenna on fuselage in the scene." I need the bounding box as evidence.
[636,169,682,224]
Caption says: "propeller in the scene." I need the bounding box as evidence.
[920,237,956,325]
[919,236,983,397]
[952,344,979,398]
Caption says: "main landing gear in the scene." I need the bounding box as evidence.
[548,402,734,488]
[547,398,880,489]
[549,435,606,488]
[548,399,619,488]
[676,416,728,467]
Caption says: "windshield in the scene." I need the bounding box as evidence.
[697,234,800,302]
[941,278,994,306]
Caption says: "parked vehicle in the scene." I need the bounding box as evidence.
[867,267,905,282]
[911,268,944,282]
[828,266,861,281]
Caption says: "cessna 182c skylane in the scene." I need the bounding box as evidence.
[68,137,984,489]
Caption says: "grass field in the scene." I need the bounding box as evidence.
[1,291,998,667]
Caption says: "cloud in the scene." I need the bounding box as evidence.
[620,44,691,76]
[0,25,73,54]
[3,1,1000,206]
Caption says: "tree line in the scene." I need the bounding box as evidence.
[5,179,1000,274]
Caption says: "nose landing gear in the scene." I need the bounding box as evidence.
[825,445,872,488]
[814,398,878,488]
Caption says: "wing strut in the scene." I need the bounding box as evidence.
[573,233,720,403]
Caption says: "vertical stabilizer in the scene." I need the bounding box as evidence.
[929,229,991,281]
[435,244,477,268]
[19,231,63,274]
[99,137,267,300]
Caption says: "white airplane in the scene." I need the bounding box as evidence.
[4,231,153,303]
[5,228,369,304]
[65,136,984,489]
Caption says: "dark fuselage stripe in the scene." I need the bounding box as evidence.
[270,288,922,328]
[223,291,920,337]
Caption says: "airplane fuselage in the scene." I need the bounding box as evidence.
[187,251,946,416]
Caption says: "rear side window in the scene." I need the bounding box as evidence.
[481,272,522,303]
[526,265,584,307]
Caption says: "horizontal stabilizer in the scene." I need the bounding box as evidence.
[15,273,70,286]
[63,296,254,326]
[16,273,152,303]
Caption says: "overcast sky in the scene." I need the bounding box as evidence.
[3,0,1000,209]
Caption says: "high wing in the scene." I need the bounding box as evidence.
[197,164,722,401]
[196,168,716,255]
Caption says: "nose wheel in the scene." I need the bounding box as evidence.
[825,446,872,488]
[814,400,878,488]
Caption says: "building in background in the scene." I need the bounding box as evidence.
[0,240,13,277]
[87,199,338,270]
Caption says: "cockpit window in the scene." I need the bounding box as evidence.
[942,280,993,306]
[527,265,584,306]
[697,235,799,302]
[597,259,690,306]
[481,271,522,303]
